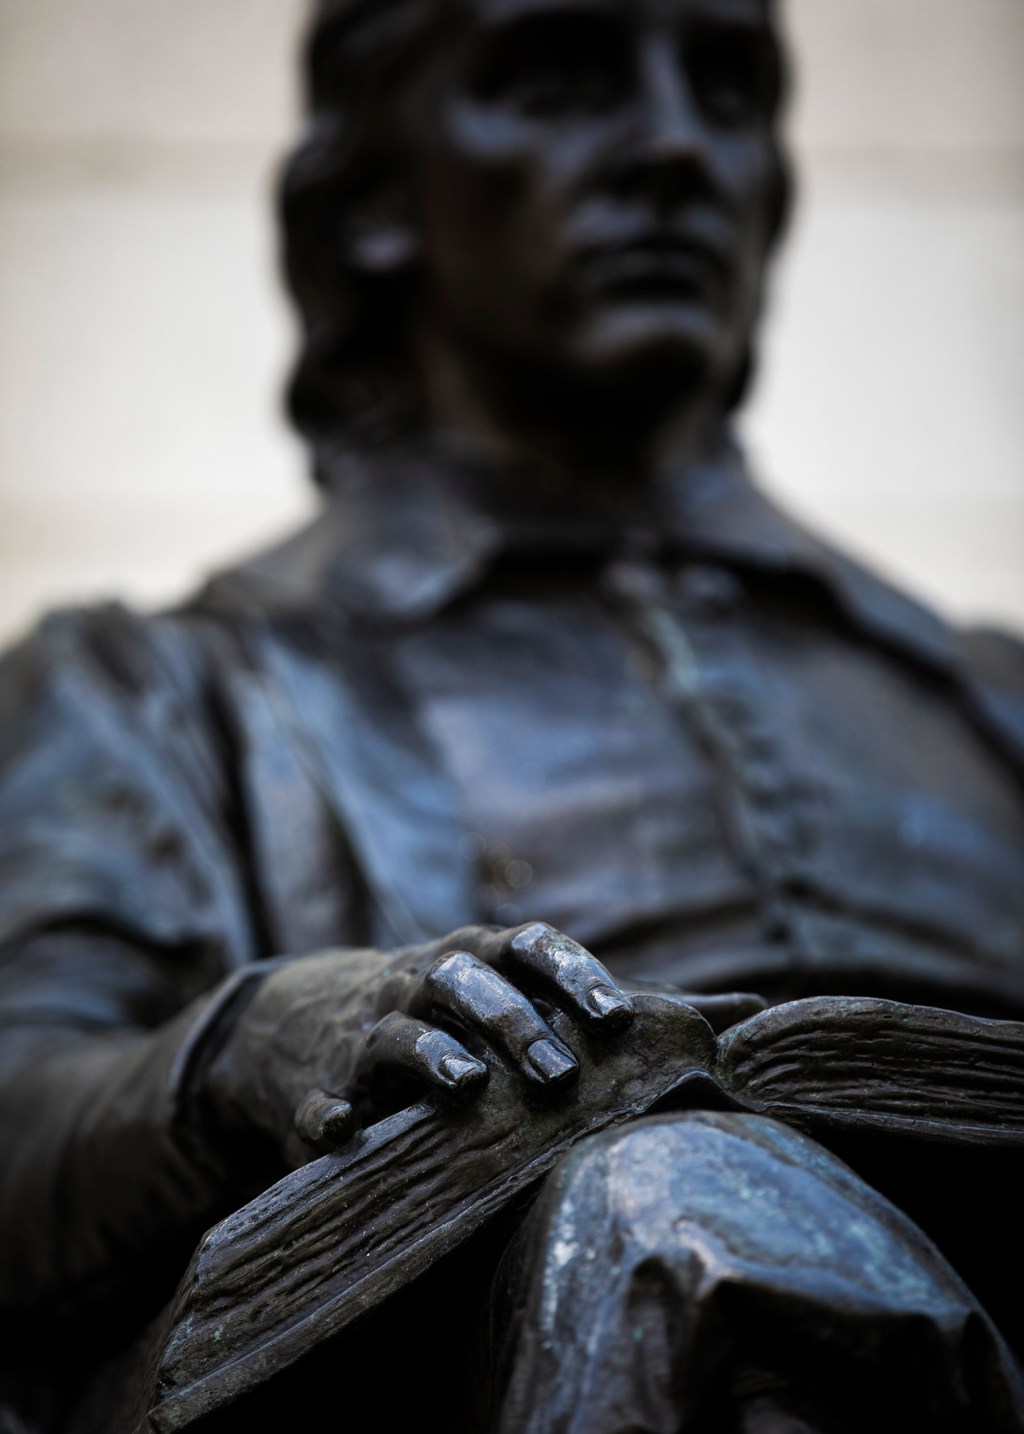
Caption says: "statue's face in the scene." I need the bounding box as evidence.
[410,0,784,397]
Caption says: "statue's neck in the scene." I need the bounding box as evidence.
[414,321,731,499]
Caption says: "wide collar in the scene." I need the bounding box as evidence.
[209,440,958,676]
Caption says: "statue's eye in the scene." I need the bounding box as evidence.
[471,17,628,118]
[690,33,776,127]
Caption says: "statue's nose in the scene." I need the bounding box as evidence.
[623,37,709,207]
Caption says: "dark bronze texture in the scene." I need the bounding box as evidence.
[1,1,1023,1429]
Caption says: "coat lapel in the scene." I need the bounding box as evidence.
[250,616,478,948]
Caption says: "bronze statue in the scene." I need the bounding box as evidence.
[2,0,1024,1429]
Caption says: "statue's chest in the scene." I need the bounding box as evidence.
[394,572,1024,1002]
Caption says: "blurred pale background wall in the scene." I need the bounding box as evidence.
[1,0,1022,643]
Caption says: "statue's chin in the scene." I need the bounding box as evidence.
[561,297,735,393]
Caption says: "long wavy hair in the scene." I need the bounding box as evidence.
[279,0,791,489]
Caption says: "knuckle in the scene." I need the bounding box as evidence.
[365,1010,402,1049]
[423,949,477,994]
[438,925,490,959]
[377,966,419,1015]
[508,920,556,954]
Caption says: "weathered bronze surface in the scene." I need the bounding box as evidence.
[2,1,1024,1430]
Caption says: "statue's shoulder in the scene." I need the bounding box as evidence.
[955,622,1024,766]
[0,597,254,799]
[792,511,1022,689]
[825,538,1024,767]
[179,523,349,638]
[742,488,1024,770]
[958,623,1024,689]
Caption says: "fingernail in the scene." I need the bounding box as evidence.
[440,1053,488,1087]
[586,986,634,1030]
[318,1103,355,1144]
[526,1039,577,1084]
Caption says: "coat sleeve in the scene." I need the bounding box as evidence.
[0,604,262,1333]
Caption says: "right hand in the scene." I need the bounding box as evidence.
[196,922,636,1168]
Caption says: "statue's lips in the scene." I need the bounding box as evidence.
[574,236,729,298]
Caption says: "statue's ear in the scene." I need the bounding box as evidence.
[345,177,419,276]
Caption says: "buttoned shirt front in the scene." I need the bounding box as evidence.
[195,444,1024,1016]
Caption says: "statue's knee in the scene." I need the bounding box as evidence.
[564,1107,776,1174]
[496,1113,1024,1433]
[541,1109,800,1242]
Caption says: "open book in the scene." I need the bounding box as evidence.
[139,992,1024,1432]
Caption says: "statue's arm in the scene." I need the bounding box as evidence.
[0,610,262,1328]
[0,963,242,1326]
[0,611,638,1334]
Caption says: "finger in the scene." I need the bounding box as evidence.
[419,951,578,1087]
[358,1011,488,1096]
[488,922,634,1033]
[293,1088,358,1151]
